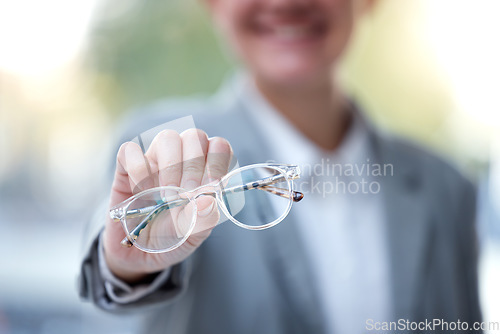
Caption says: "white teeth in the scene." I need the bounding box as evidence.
[273,25,309,40]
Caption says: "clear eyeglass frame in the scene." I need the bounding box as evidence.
[109,163,304,253]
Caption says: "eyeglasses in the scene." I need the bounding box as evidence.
[109,163,304,253]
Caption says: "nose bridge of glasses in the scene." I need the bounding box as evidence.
[110,207,125,221]
[283,165,301,180]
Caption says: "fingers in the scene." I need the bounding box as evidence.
[202,137,233,185]
[146,130,183,187]
[105,128,233,279]
[172,196,218,238]
[116,142,157,194]
[117,129,232,194]
[192,196,219,234]
[179,129,209,190]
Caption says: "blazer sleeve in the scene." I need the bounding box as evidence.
[78,229,193,312]
[455,178,483,328]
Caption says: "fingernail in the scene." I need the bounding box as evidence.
[198,201,215,217]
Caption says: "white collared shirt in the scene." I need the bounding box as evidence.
[238,75,393,334]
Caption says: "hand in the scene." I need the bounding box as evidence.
[102,129,233,283]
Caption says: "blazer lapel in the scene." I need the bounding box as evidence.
[262,213,327,333]
[369,129,432,320]
[215,97,327,333]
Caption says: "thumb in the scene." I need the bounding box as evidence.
[192,196,219,235]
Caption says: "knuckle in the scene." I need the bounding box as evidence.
[207,163,227,177]
[183,161,203,174]
[210,137,232,152]
[121,141,142,156]
[156,129,179,141]
[152,130,180,150]
[117,142,129,155]
[181,128,207,140]
[160,162,182,173]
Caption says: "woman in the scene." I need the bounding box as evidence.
[80,1,482,333]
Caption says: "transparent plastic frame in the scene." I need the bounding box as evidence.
[109,163,303,253]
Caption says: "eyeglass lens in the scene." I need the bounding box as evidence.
[122,166,292,252]
[221,166,291,228]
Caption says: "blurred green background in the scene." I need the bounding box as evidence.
[0,0,498,333]
[87,0,230,114]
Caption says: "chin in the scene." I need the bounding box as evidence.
[258,62,330,88]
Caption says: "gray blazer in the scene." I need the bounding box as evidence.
[79,84,482,334]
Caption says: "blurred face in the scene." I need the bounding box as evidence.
[208,0,371,87]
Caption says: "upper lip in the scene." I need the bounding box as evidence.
[251,13,327,37]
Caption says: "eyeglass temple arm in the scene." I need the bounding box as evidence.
[111,196,189,221]
[223,174,304,202]
[112,198,189,248]
[259,185,304,202]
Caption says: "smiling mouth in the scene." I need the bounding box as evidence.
[250,13,327,43]
[252,16,328,44]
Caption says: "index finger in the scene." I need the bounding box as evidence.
[179,129,209,190]
[202,137,233,184]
